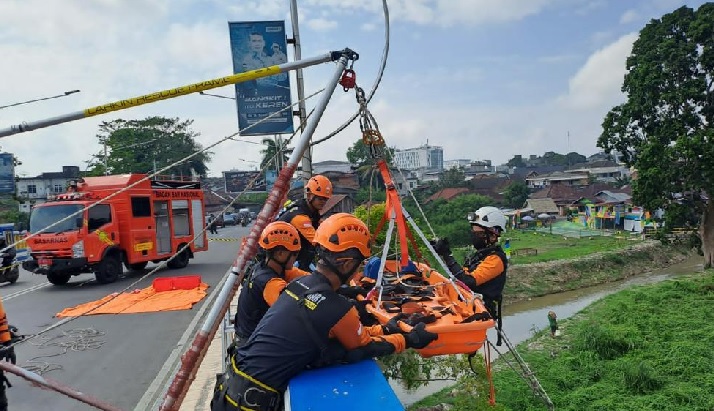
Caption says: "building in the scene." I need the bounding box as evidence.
[16,166,81,212]
[443,159,471,170]
[525,171,589,189]
[393,144,443,172]
[565,160,630,183]
[312,160,353,175]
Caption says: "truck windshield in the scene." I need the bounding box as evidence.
[30,204,84,234]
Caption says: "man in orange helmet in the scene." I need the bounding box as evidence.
[234,221,305,344]
[278,174,333,271]
[212,213,437,411]
[0,297,16,411]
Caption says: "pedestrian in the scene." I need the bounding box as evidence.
[278,175,333,271]
[233,222,305,345]
[548,311,558,337]
[0,296,17,411]
[432,206,508,343]
[208,214,218,234]
[212,213,437,411]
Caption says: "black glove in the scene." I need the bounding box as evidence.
[382,313,406,335]
[403,323,438,349]
[336,285,368,299]
[0,342,16,365]
[430,238,451,257]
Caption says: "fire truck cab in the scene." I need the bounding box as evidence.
[23,174,208,285]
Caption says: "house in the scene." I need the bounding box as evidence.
[525,171,589,189]
[566,160,630,183]
[522,198,559,216]
[467,175,512,202]
[16,166,81,212]
[391,169,420,196]
[425,187,469,203]
[529,183,631,215]
[312,160,353,174]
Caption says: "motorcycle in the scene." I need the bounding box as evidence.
[0,253,19,284]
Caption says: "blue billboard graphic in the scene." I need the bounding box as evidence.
[224,171,266,193]
[265,170,277,191]
[228,20,294,136]
[0,153,15,194]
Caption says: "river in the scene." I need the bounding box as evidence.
[391,255,705,407]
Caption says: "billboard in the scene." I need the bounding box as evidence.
[0,153,15,194]
[224,171,266,193]
[228,20,294,136]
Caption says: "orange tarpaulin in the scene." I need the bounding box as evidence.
[56,280,209,318]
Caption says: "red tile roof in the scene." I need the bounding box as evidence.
[426,187,469,203]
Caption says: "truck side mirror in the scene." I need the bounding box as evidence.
[76,218,83,228]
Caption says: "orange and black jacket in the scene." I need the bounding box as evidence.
[277,199,321,270]
[234,272,406,391]
[460,245,508,303]
[0,298,10,344]
[234,263,308,340]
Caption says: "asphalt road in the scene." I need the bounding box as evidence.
[1,223,251,411]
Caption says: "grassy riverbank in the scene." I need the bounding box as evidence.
[409,270,714,411]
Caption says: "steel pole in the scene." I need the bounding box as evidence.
[0,53,339,138]
[158,53,352,411]
[290,0,311,182]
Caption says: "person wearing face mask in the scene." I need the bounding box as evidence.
[431,206,508,343]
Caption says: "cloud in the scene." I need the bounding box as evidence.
[620,9,640,24]
[557,32,638,110]
[306,18,339,31]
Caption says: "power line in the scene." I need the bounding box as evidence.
[0,90,81,110]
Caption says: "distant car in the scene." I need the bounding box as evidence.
[223,214,237,226]
[205,214,225,228]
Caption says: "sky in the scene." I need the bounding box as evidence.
[0,0,709,178]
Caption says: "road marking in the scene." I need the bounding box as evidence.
[133,268,230,411]
[1,282,50,301]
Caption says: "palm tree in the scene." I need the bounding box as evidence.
[260,136,291,172]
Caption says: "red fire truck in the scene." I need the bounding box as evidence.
[23,174,208,285]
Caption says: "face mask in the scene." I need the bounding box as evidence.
[470,230,489,249]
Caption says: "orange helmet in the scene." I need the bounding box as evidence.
[259,221,300,252]
[305,175,332,199]
[314,213,371,259]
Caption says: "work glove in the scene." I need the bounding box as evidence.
[0,342,16,365]
[429,238,451,257]
[382,313,407,335]
[336,285,368,299]
[403,323,438,349]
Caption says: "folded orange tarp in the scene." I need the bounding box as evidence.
[56,281,209,318]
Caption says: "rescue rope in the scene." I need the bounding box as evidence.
[23,328,105,376]
[309,0,390,147]
[8,88,326,352]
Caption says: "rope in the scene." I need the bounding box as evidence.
[309,0,390,147]
[23,328,106,376]
[8,88,325,351]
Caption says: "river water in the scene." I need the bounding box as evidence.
[391,255,705,407]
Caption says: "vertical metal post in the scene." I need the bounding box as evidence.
[290,0,311,182]
[158,54,351,411]
[103,141,108,175]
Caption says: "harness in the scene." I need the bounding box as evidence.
[465,246,508,345]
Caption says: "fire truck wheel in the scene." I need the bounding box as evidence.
[47,272,71,286]
[167,247,190,269]
[96,254,122,284]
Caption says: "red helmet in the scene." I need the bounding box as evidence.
[259,221,300,252]
[305,175,332,199]
[313,213,371,259]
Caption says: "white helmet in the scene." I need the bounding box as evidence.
[467,206,507,233]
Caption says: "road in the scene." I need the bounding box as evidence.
[1,223,251,411]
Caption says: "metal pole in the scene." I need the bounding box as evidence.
[290,0,311,182]
[0,53,339,138]
[158,53,352,411]
[103,141,109,176]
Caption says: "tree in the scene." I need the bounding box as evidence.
[566,152,586,166]
[346,139,395,189]
[260,136,291,172]
[86,117,211,177]
[438,167,466,188]
[507,155,525,168]
[502,181,529,209]
[597,4,714,266]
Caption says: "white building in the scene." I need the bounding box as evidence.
[16,166,81,213]
[443,159,471,170]
[393,144,443,171]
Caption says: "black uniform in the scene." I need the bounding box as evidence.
[234,263,280,341]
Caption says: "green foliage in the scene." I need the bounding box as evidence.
[354,203,387,246]
[0,198,28,230]
[597,4,714,259]
[507,155,525,168]
[406,194,492,247]
[354,186,386,205]
[502,181,529,209]
[438,167,466,188]
[622,360,663,394]
[573,321,634,360]
[86,117,212,177]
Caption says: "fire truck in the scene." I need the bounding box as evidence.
[22,174,208,285]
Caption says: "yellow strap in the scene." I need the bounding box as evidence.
[230,356,279,393]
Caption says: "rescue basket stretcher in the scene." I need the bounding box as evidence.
[355,260,495,358]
